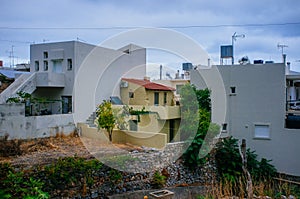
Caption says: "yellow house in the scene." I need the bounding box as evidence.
[118,78,181,142]
[120,77,175,106]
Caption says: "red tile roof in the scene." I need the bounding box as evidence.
[122,78,175,91]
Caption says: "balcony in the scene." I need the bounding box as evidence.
[113,105,181,120]
[36,72,65,87]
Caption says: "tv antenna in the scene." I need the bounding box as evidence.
[277,43,288,55]
[231,32,245,64]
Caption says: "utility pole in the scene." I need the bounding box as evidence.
[231,32,245,65]
[9,45,15,68]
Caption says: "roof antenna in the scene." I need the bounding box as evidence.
[77,37,87,43]
[277,43,288,64]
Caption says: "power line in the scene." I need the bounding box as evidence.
[0,39,34,44]
[0,22,299,30]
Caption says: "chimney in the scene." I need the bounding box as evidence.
[283,54,287,65]
[286,62,291,74]
[144,76,150,81]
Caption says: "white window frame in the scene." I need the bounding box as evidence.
[253,123,271,140]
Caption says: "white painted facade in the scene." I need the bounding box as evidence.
[191,63,300,176]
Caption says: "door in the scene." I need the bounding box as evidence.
[62,96,72,114]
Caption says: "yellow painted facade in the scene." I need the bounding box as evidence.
[118,79,182,143]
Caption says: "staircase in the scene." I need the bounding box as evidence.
[0,73,37,104]
[86,112,97,128]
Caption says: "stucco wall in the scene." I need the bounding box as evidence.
[0,103,75,139]
[78,123,167,149]
[191,63,300,176]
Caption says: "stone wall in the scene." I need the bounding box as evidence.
[0,103,76,139]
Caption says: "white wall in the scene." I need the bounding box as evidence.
[0,104,75,139]
[191,63,300,176]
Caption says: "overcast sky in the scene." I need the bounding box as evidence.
[1,0,300,77]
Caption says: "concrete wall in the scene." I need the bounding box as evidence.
[30,41,146,123]
[191,63,300,176]
[0,103,75,139]
[78,123,167,149]
[75,44,146,123]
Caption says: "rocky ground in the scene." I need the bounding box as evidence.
[0,134,148,169]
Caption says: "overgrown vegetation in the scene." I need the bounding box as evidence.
[180,84,220,168]
[0,163,49,199]
[0,157,103,198]
[214,136,279,197]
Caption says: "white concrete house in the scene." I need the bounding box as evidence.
[0,41,146,139]
[191,62,300,176]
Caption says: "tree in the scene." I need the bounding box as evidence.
[179,83,219,167]
[96,100,116,142]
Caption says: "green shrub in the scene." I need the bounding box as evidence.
[1,169,49,199]
[108,169,122,185]
[151,171,166,188]
[43,156,102,190]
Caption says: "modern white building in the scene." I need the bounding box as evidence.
[0,41,146,139]
[191,62,300,176]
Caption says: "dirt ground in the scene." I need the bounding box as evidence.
[0,134,141,169]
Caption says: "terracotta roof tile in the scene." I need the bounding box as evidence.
[122,78,175,91]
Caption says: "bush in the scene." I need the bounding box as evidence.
[0,163,49,199]
[42,156,102,191]
[151,170,166,188]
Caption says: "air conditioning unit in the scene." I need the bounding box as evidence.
[120,81,128,88]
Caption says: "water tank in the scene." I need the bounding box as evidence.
[253,60,264,64]
[265,61,274,64]
[182,63,193,71]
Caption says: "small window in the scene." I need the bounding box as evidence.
[230,86,236,94]
[35,61,39,71]
[43,61,48,71]
[164,92,167,104]
[67,59,72,70]
[129,92,134,98]
[43,51,48,59]
[222,123,228,132]
[254,124,270,139]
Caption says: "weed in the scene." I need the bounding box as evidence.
[151,170,166,188]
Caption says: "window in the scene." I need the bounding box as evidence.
[43,51,48,59]
[52,59,63,73]
[129,92,134,98]
[67,59,72,70]
[164,92,167,104]
[35,61,39,71]
[176,84,184,95]
[43,61,48,71]
[254,124,270,139]
[154,92,159,105]
[222,123,228,132]
[230,86,236,95]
